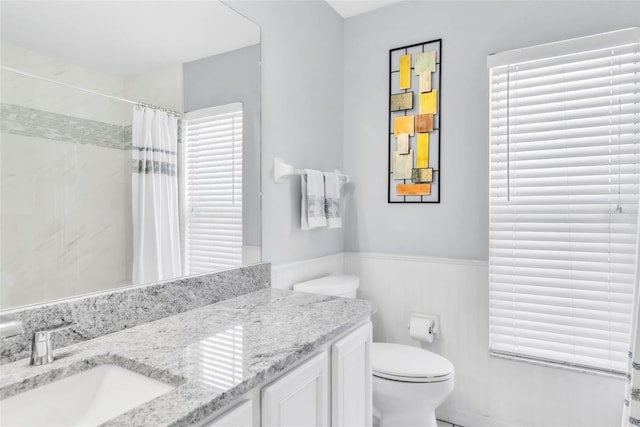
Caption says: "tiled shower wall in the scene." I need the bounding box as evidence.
[0,92,134,309]
[0,41,181,308]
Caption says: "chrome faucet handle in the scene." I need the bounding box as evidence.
[30,322,74,366]
[0,315,24,339]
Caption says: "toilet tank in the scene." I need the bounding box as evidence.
[292,275,360,299]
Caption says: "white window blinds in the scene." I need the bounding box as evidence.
[488,28,640,374]
[183,103,243,274]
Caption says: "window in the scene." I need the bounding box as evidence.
[182,103,243,274]
[488,28,640,374]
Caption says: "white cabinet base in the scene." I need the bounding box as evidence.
[262,352,330,427]
[196,320,372,427]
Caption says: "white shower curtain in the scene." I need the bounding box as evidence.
[131,106,181,284]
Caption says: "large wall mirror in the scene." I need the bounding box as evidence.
[0,1,261,309]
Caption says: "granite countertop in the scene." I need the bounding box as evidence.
[0,288,374,426]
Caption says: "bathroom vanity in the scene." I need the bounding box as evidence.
[0,288,373,426]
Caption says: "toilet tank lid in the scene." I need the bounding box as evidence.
[292,275,360,295]
[372,342,454,379]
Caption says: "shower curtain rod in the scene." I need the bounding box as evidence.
[0,65,183,117]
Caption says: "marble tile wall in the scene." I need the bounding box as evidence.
[0,132,132,309]
[1,43,133,309]
[0,263,271,364]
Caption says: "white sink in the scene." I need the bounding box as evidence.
[0,364,175,426]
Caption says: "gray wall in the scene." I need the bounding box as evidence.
[343,0,640,260]
[228,1,345,265]
[184,44,261,247]
[224,0,638,264]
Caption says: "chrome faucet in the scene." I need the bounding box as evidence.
[30,323,74,366]
[0,314,24,339]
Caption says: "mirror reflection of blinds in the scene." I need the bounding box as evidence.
[488,28,640,374]
[183,103,243,274]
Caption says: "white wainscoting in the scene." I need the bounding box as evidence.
[344,252,625,427]
[271,251,625,427]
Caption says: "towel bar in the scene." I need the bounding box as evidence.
[274,158,349,184]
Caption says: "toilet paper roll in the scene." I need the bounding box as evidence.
[409,315,435,343]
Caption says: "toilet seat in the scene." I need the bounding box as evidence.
[372,342,454,383]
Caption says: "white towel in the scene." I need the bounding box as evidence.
[301,169,327,230]
[324,172,342,228]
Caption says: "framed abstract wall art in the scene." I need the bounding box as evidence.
[388,39,441,203]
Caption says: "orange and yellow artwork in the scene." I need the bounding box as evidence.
[416,133,429,168]
[394,115,415,137]
[399,54,411,90]
[388,39,441,202]
[396,183,431,196]
[419,90,438,115]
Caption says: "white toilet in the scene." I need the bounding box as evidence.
[293,275,454,427]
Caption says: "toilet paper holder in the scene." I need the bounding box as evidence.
[407,313,440,338]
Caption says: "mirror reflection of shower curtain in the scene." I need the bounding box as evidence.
[131,106,182,284]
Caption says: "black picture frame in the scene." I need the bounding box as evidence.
[388,38,442,204]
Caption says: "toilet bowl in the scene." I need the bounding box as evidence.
[372,342,453,427]
[293,275,455,427]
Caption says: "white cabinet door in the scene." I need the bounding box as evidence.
[262,351,330,427]
[331,322,372,427]
[203,400,252,427]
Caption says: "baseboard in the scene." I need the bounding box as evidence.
[437,407,524,427]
